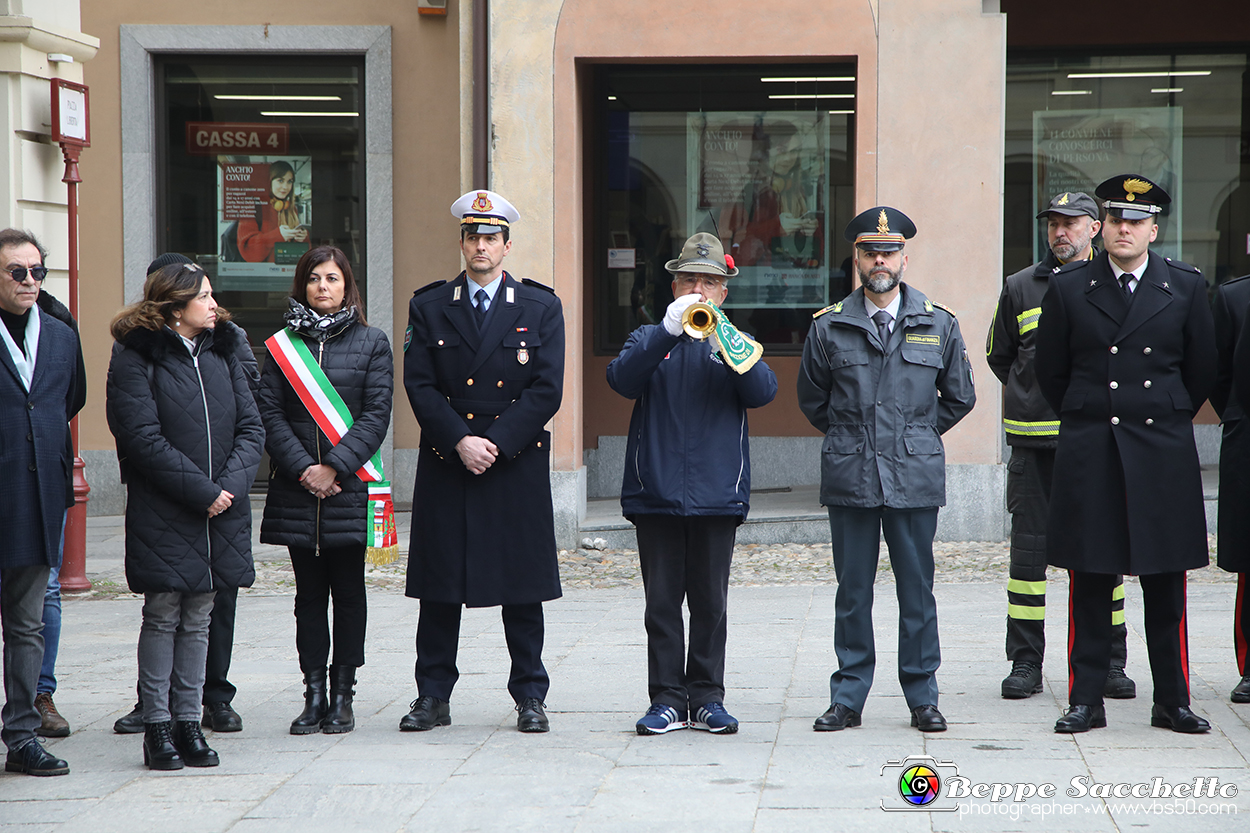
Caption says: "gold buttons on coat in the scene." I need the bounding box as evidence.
[497,381,503,388]
[1144,347,1152,355]
[520,341,527,347]
[1144,380,1152,388]
[1109,381,1118,390]
[1110,346,1119,354]
[467,413,474,420]
[467,378,474,386]
[1146,418,1154,425]
[437,339,445,346]
[1111,417,1120,425]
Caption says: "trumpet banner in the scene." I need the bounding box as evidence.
[709,305,763,374]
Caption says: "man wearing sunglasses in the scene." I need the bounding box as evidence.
[0,230,82,775]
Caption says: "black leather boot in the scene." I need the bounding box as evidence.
[290,668,329,735]
[143,722,184,771]
[173,720,220,767]
[321,665,356,734]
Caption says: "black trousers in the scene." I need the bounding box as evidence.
[414,600,548,704]
[1068,570,1189,707]
[1236,574,1250,675]
[1005,447,1127,667]
[289,545,367,672]
[202,585,238,706]
[634,514,737,711]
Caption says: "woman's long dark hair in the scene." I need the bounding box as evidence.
[288,246,366,325]
[110,263,230,341]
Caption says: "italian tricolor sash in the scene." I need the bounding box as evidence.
[265,328,399,564]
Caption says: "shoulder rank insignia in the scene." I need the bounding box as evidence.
[521,277,556,293]
[412,279,447,299]
[813,302,842,319]
[930,300,957,316]
[1164,257,1201,274]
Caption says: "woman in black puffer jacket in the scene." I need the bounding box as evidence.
[106,263,264,771]
[258,245,393,735]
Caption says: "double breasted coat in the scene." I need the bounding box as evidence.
[1034,249,1216,575]
[403,271,565,607]
[0,307,79,571]
[1212,276,1250,572]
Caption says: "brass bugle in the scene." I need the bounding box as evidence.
[682,301,718,339]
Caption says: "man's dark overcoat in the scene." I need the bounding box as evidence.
[0,308,79,570]
[1034,249,1216,576]
[404,271,565,607]
[1211,275,1250,572]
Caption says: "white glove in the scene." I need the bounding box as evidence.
[663,293,702,336]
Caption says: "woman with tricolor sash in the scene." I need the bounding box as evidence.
[257,246,394,735]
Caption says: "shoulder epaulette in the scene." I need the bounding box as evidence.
[929,300,957,317]
[1053,259,1091,275]
[521,277,555,293]
[813,301,842,319]
[1223,273,1250,286]
[1164,257,1201,275]
[412,280,447,298]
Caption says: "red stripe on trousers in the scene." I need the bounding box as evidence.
[1237,574,1248,675]
[1067,570,1076,700]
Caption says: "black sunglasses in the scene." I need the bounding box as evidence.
[4,265,47,282]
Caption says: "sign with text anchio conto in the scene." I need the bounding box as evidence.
[185,122,288,156]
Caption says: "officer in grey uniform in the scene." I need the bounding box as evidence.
[798,207,976,733]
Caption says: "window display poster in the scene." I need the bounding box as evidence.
[216,155,313,289]
[1033,107,1182,262]
[687,112,830,309]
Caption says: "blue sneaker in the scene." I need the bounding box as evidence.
[691,702,739,734]
[636,704,688,735]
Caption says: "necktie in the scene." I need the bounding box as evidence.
[872,309,892,346]
[474,288,488,329]
[1119,272,1135,295]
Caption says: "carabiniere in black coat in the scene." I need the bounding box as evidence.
[1034,249,1216,576]
[106,321,265,594]
[403,271,565,607]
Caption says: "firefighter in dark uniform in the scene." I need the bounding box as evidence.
[1035,174,1216,734]
[1216,276,1250,703]
[986,192,1136,701]
[798,207,976,733]
[400,190,565,734]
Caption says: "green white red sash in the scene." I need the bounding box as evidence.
[265,328,398,564]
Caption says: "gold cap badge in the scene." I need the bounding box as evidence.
[1123,178,1151,202]
[877,209,890,235]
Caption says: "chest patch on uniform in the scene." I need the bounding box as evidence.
[404,324,413,353]
[517,348,529,365]
[906,333,941,346]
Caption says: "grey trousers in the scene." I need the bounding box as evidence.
[139,591,216,724]
[1,565,51,751]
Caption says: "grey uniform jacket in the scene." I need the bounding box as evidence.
[797,284,976,509]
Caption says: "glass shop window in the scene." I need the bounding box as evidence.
[592,63,856,353]
[1004,51,1250,290]
[156,56,366,346]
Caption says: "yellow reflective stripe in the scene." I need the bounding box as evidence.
[1111,609,1126,626]
[1008,579,1047,596]
[1003,419,1061,436]
[1008,603,1046,620]
[1016,306,1042,335]
[1111,584,1125,602]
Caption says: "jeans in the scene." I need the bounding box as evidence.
[138,591,216,724]
[1,565,51,750]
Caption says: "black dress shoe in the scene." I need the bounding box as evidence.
[1150,704,1210,734]
[813,703,861,731]
[400,695,450,731]
[5,740,69,776]
[910,704,947,732]
[202,702,243,732]
[1104,666,1137,699]
[114,701,145,734]
[1232,674,1250,704]
[516,698,550,733]
[1054,704,1106,733]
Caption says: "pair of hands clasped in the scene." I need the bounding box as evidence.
[299,463,342,499]
[207,490,234,518]
[456,435,499,476]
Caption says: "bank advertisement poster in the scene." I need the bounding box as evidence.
[687,112,830,309]
[216,155,312,289]
[1033,107,1182,262]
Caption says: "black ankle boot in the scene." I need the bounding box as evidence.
[290,668,329,735]
[143,722,184,771]
[173,720,219,767]
[321,665,356,734]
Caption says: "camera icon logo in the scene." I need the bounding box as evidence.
[881,755,959,812]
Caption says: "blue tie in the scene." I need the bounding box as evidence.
[474,288,488,329]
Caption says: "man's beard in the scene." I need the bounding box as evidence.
[859,263,902,294]
[1051,231,1091,263]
